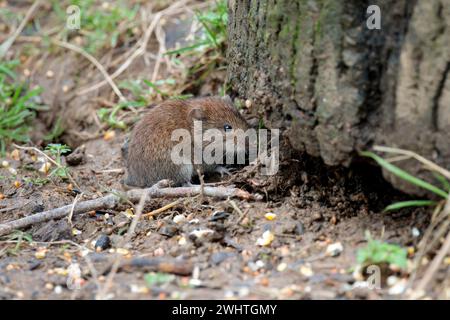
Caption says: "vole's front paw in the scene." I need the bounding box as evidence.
[215,166,233,177]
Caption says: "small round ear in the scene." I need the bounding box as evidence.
[222,95,233,105]
[189,107,204,120]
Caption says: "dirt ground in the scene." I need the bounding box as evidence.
[0,0,448,300]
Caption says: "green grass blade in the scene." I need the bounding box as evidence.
[384,200,437,211]
[432,172,450,192]
[360,151,448,198]
[164,41,209,56]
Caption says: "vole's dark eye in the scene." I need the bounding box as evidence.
[224,124,233,132]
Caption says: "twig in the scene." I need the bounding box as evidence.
[51,40,126,102]
[0,182,259,237]
[411,192,450,295]
[197,168,205,202]
[0,0,41,58]
[111,257,193,276]
[77,0,188,96]
[68,193,83,225]
[413,230,450,297]
[142,199,181,219]
[13,144,81,190]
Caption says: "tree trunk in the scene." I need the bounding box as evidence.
[226,0,450,194]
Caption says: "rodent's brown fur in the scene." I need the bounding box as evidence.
[122,96,250,187]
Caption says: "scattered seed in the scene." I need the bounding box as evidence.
[54,285,63,295]
[10,149,20,161]
[13,180,21,188]
[45,283,54,290]
[189,228,214,240]
[2,160,9,167]
[300,264,314,277]
[178,236,187,246]
[116,248,129,255]
[103,130,115,141]
[154,247,164,256]
[256,230,274,246]
[260,277,269,286]
[39,161,51,174]
[245,99,252,108]
[35,248,47,259]
[46,70,54,78]
[264,212,277,221]
[277,262,287,272]
[72,228,82,236]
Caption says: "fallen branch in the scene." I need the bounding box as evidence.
[0,182,259,236]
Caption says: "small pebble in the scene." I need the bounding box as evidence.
[159,224,178,237]
[54,285,63,295]
[94,234,111,251]
[154,247,164,256]
[245,99,252,108]
[296,222,305,235]
[46,70,54,78]
[325,242,344,257]
[210,211,229,221]
[388,278,407,295]
[173,215,186,224]
[411,227,420,237]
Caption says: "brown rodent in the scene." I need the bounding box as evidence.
[122,96,250,188]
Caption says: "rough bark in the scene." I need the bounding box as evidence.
[227,0,450,194]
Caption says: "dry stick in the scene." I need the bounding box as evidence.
[0,183,258,237]
[0,0,41,58]
[411,193,450,297]
[373,145,450,180]
[142,199,181,219]
[13,144,81,190]
[52,40,126,102]
[67,193,83,225]
[413,230,450,296]
[77,0,188,96]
